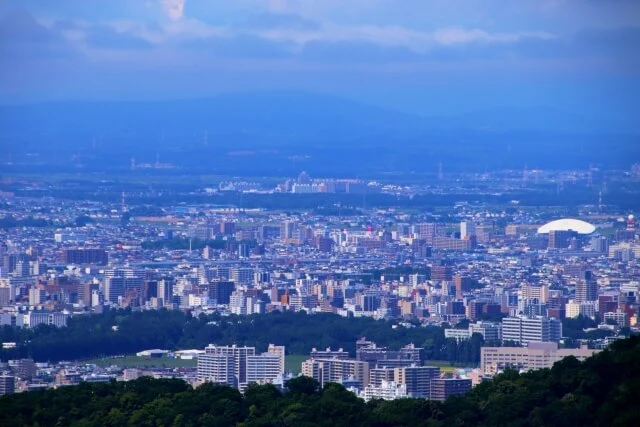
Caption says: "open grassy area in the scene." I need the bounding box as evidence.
[83,355,196,368]
[424,360,464,373]
[285,354,308,374]
[82,354,463,374]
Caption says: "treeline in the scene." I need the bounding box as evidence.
[1,337,639,427]
[0,310,482,365]
[13,186,640,211]
[141,238,228,250]
[0,215,52,229]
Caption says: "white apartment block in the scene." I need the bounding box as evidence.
[501,315,562,345]
[197,353,236,387]
[245,354,281,389]
[302,358,369,388]
[361,380,408,401]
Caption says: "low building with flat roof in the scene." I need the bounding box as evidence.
[481,342,598,374]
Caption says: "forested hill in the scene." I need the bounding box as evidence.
[1,337,639,427]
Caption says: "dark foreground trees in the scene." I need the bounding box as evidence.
[1,337,639,427]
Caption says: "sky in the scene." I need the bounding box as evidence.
[0,0,639,116]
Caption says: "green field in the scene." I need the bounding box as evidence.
[424,360,463,373]
[83,355,196,368]
[285,354,308,374]
[82,354,460,374]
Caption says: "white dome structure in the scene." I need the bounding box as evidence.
[537,218,596,235]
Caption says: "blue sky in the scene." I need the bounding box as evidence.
[1,0,638,116]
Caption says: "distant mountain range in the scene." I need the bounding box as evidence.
[0,91,637,174]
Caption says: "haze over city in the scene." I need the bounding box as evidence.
[0,1,640,426]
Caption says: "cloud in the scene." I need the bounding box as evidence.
[162,0,186,21]
[432,28,554,46]
[83,24,155,50]
[176,34,293,59]
[242,12,320,31]
[0,8,78,59]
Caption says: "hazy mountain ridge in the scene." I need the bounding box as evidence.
[0,91,637,173]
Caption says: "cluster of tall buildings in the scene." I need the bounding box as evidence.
[278,172,379,195]
[301,338,472,402]
[197,344,285,391]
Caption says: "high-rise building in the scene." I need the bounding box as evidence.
[470,321,502,342]
[202,344,256,385]
[104,276,143,304]
[548,230,576,249]
[231,268,254,285]
[591,236,609,253]
[429,378,472,401]
[0,374,15,395]
[431,265,453,281]
[460,221,476,239]
[28,287,45,305]
[62,249,108,265]
[576,272,598,303]
[209,280,235,305]
[395,365,440,398]
[197,353,236,388]
[454,275,474,299]
[13,359,36,380]
[245,354,281,388]
[280,221,297,241]
[267,344,286,374]
[502,315,562,345]
[302,358,369,388]
[520,284,549,304]
[0,284,15,306]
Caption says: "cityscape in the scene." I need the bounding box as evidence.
[1,0,639,426]
[0,168,638,402]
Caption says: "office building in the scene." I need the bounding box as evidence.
[470,321,502,342]
[460,221,476,239]
[62,249,108,265]
[13,359,36,380]
[22,312,69,328]
[0,374,15,395]
[209,280,235,305]
[267,344,286,374]
[548,229,577,249]
[429,378,472,401]
[591,236,609,253]
[280,221,297,241]
[104,276,143,304]
[231,268,254,285]
[28,288,45,305]
[445,328,472,341]
[395,365,440,398]
[566,300,597,319]
[576,272,598,303]
[520,285,549,304]
[454,275,474,299]
[481,342,599,374]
